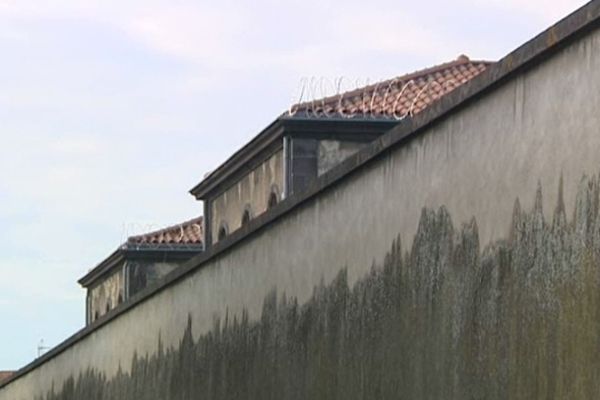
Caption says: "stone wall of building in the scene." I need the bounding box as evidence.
[87,267,124,323]
[210,149,284,243]
[317,139,369,176]
[3,8,600,399]
[126,260,181,298]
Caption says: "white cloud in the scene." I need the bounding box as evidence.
[49,136,105,156]
[330,8,448,56]
[0,0,475,76]
[124,4,247,65]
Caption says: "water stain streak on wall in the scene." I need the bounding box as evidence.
[37,174,600,400]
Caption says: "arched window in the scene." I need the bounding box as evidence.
[241,205,252,227]
[268,185,280,209]
[118,293,123,305]
[268,192,278,209]
[94,311,99,322]
[218,222,229,242]
[106,301,111,314]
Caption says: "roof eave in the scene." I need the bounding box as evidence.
[78,248,125,288]
[78,244,204,288]
[189,118,285,199]
[189,117,398,199]
[123,243,204,252]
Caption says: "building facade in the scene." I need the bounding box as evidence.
[79,217,204,324]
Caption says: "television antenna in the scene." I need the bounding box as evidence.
[37,339,50,358]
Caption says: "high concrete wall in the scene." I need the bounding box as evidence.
[210,148,284,243]
[3,8,600,399]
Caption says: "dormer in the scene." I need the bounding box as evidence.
[190,117,397,246]
[191,56,491,247]
[79,217,204,324]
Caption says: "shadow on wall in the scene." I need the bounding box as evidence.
[38,173,600,400]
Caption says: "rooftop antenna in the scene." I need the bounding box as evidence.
[37,339,50,358]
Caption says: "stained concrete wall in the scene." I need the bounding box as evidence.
[210,149,284,243]
[88,268,123,323]
[3,10,600,399]
[127,260,180,298]
[317,140,369,176]
[88,261,183,324]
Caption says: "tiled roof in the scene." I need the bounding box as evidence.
[0,371,13,383]
[288,55,492,119]
[79,217,204,287]
[127,216,203,246]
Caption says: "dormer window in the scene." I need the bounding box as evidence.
[79,217,204,327]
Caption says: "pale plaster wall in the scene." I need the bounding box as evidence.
[88,267,123,323]
[317,140,369,176]
[210,149,284,243]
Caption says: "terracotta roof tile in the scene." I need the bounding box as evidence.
[127,216,203,246]
[0,371,14,383]
[288,55,492,119]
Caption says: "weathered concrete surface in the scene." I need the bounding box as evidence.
[210,149,284,243]
[3,7,600,400]
[317,139,368,176]
[87,260,182,324]
[127,260,181,298]
[88,268,123,323]
[20,176,600,399]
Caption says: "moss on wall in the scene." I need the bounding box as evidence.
[36,174,600,399]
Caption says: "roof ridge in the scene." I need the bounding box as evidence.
[390,55,493,84]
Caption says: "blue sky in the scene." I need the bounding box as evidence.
[0,0,587,370]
